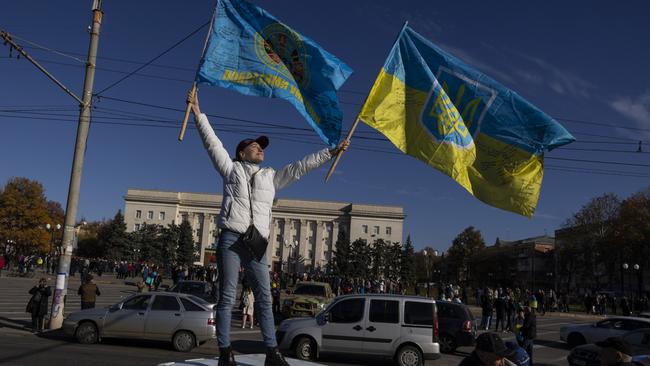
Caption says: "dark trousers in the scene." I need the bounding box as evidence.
[81,301,95,310]
[495,316,505,331]
[31,314,45,331]
[523,339,534,366]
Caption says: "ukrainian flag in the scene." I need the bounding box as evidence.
[360,25,575,217]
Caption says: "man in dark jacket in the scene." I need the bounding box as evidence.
[458,332,515,366]
[521,306,537,365]
[78,275,101,309]
[494,296,506,332]
[27,277,52,332]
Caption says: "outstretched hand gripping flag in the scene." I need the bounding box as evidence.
[359,24,575,217]
[195,0,353,147]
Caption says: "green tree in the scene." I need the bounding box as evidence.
[400,235,416,289]
[177,220,197,266]
[0,177,51,254]
[76,221,104,258]
[98,210,130,260]
[371,238,387,279]
[131,223,161,263]
[332,229,351,276]
[447,226,486,283]
[158,224,181,268]
[385,241,402,283]
[349,239,370,279]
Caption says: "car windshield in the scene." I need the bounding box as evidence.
[188,295,210,305]
[293,285,326,297]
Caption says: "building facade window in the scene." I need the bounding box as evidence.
[134,223,140,231]
[362,225,368,234]
[147,211,154,220]
[373,226,380,235]
[386,226,392,235]
[159,212,165,220]
[135,210,142,219]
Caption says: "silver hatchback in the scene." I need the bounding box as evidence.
[63,291,216,352]
[277,294,441,366]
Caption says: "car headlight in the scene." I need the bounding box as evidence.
[318,303,325,309]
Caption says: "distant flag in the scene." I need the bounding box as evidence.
[359,24,575,217]
[196,0,353,147]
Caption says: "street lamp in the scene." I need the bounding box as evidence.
[284,239,298,275]
[622,263,629,298]
[45,223,62,255]
[423,250,432,297]
[634,264,642,298]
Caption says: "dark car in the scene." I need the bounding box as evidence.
[567,328,650,366]
[168,280,217,303]
[436,300,476,353]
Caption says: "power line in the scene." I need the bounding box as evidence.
[94,21,210,95]
[546,156,650,168]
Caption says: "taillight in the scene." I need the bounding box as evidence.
[208,318,216,325]
[463,320,472,332]
[433,305,439,342]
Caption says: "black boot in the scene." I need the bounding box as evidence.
[218,346,236,366]
[265,347,290,366]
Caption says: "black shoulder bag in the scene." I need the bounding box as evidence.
[238,172,268,261]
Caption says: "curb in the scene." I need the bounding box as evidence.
[467,305,604,321]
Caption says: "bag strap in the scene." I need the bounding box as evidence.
[246,170,260,224]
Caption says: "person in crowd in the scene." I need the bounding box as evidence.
[78,275,101,309]
[506,295,516,332]
[494,295,506,332]
[458,332,516,366]
[504,341,530,366]
[597,337,636,366]
[241,287,255,329]
[521,306,537,365]
[26,277,52,332]
[482,294,494,330]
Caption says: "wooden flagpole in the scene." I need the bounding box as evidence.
[324,116,361,182]
[324,21,409,182]
[178,3,217,142]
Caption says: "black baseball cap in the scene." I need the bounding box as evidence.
[235,136,269,159]
[596,337,632,355]
[475,332,515,357]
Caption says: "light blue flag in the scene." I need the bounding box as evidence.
[196,0,353,147]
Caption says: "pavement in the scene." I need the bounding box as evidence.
[0,273,594,366]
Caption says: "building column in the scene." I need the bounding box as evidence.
[282,219,291,268]
[200,213,211,265]
[299,219,309,272]
[314,221,325,272]
[266,217,276,264]
[332,221,340,255]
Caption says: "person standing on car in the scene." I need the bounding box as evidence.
[78,275,101,309]
[26,277,51,332]
[187,92,349,366]
[521,306,536,365]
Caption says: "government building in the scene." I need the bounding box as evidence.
[124,189,405,273]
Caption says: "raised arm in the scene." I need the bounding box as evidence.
[189,92,234,177]
[273,140,349,190]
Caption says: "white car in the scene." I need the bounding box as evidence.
[277,294,441,366]
[560,316,650,348]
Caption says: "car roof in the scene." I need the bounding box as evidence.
[335,293,435,301]
[600,316,650,322]
[295,281,330,286]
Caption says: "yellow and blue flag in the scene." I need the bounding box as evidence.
[360,25,575,217]
[196,0,353,147]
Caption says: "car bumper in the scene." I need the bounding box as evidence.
[455,331,476,347]
[423,353,442,361]
[62,319,78,336]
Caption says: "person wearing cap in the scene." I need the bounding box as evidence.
[188,92,349,366]
[597,337,636,366]
[458,332,517,366]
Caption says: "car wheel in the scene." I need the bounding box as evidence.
[567,333,586,348]
[294,336,316,361]
[75,321,98,345]
[439,333,457,354]
[395,345,423,366]
[173,330,196,352]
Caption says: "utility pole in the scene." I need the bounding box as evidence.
[49,0,103,329]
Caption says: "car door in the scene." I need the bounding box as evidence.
[103,294,151,338]
[321,297,367,354]
[363,298,400,356]
[144,294,183,340]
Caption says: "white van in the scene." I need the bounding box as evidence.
[276,294,441,366]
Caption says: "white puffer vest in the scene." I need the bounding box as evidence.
[195,113,332,238]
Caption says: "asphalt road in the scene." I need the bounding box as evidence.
[0,273,597,366]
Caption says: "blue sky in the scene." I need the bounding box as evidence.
[1,0,649,252]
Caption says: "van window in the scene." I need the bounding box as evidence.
[404,301,433,326]
[370,299,399,323]
[436,302,460,319]
[329,298,365,323]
